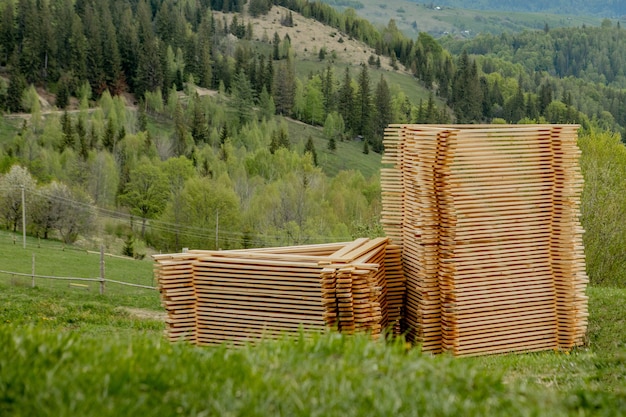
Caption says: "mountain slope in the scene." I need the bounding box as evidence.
[432,0,626,17]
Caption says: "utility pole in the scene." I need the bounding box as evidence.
[21,185,26,249]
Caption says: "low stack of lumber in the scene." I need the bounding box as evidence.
[381,124,588,356]
[153,238,404,345]
[152,256,197,343]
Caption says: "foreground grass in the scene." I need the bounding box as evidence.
[0,325,569,417]
[1,283,625,416]
[0,230,159,309]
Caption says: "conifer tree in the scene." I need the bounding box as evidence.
[338,67,355,135]
[304,136,318,166]
[273,55,295,116]
[355,63,372,137]
[190,95,209,144]
[372,75,392,152]
[231,69,255,126]
[61,110,75,151]
[321,64,335,115]
[328,136,336,152]
[450,51,483,123]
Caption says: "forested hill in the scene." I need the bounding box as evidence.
[432,0,626,17]
[442,22,626,88]
[2,0,626,135]
[439,21,626,134]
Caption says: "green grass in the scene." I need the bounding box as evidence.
[285,117,382,179]
[0,117,20,141]
[0,229,159,310]
[0,285,624,416]
[1,233,625,416]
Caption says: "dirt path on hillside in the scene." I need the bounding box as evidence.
[124,307,167,322]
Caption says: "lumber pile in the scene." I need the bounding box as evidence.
[153,238,404,345]
[381,124,588,356]
[152,255,197,343]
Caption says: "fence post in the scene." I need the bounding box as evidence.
[21,185,26,249]
[99,245,105,295]
[31,253,35,288]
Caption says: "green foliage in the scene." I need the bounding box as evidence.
[579,131,626,287]
[0,324,574,417]
[2,283,626,416]
[304,136,318,166]
[443,23,626,131]
[159,175,241,250]
[118,161,170,236]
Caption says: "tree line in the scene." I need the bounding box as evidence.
[0,85,387,251]
[440,21,626,135]
[0,0,453,150]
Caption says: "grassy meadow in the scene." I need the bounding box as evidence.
[1,225,625,415]
[0,229,159,310]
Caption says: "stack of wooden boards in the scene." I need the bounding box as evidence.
[153,238,406,346]
[381,124,588,356]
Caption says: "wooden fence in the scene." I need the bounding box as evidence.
[0,247,156,293]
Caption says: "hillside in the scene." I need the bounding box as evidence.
[432,0,626,18]
[321,0,602,38]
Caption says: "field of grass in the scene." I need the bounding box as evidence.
[285,116,382,179]
[0,229,159,310]
[1,225,625,415]
[1,281,624,416]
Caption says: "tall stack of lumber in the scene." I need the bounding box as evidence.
[153,238,405,345]
[381,124,588,356]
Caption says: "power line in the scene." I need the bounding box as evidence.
[2,183,356,245]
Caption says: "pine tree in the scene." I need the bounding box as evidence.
[338,67,355,134]
[135,0,163,97]
[0,1,16,65]
[76,116,87,158]
[116,4,139,92]
[269,132,279,154]
[220,125,228,145]
[61,110,75,151]
[6,72,26,112]
[272,32,280,60]
[355,63,372,137]
[450,51,483,123]
[328,136,336,152]
[173,102,188,156]
[273,55,295,116]
[56,76,70,109]
[258,86,275,120]
[99,2,122,93]
[102,117,116,152]
[231,69,255,126]
[538,82,553,116]
[82,3,105,93]
[372,75,392,152]
[137,100,148,132]
[321,64,335,115]
[190,95,209,143]
[304,136,318,166]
